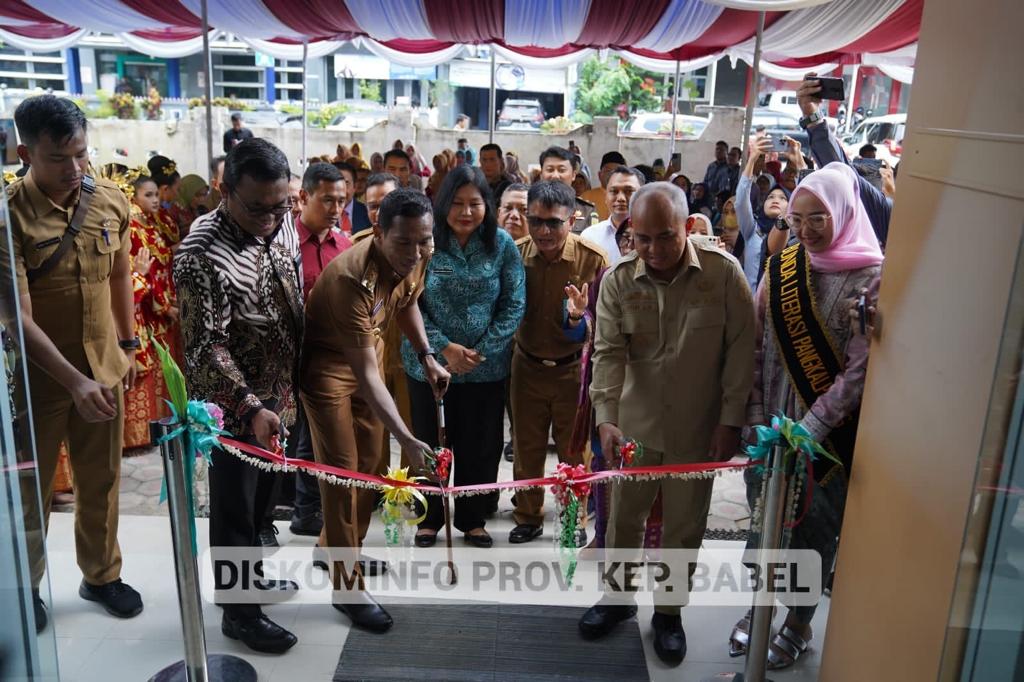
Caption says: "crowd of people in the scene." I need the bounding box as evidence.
[8,70,889,671]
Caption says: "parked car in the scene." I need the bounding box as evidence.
[324,100,388,131]
[232,106,288,127]
[621,112,710,139]
[750,108,809,148]
[759,90,802,119]
[496,98,545,130]
[841,113,906,164]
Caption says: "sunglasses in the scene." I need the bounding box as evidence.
[526,215,568,231]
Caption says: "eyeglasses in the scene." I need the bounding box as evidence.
[787,213,831,232]
[526,215,568,231]
[228,190,293,219]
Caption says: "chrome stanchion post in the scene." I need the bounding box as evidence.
[148,419,256,682]
[702,443,791,682]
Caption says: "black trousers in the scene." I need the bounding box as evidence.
[408,377,505,532]
[290,405,322,521]
[211,432,278,617]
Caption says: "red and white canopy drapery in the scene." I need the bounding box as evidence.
[0,0,920,82]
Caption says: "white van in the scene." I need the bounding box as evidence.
[758,90,802,119]
[841,113,907,164]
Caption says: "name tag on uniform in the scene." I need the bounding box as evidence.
[371,299,384,316]
[433,266,455,276]
[35,237,61,250]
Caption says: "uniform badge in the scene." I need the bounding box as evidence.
[101,218,116,229]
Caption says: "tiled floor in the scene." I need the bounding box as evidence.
[41,452,825,682]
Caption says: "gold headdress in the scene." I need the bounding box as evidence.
[101,164,150,200]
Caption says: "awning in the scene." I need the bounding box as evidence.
[0,0,920,82]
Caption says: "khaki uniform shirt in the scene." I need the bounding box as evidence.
[571,197,597,234]
[8,172,131,388]
[591,239,756,457]
[515,233,607,361]
[302,232,427,398]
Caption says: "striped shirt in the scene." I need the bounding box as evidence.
[172,207,303,432]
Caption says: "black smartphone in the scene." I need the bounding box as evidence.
[815,76,846,100]
[857,294,868,335]
[671,152,681,166]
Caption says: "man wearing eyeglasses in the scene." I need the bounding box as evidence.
[508,181,608,545]
[174,138,304,655]
[580,165,644,267]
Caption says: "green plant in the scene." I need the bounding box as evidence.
[570,110,593,125]
[358,79,382,103]
[188,96,254,111]
[540,116,578,134]
[575,56,664,119]
[309,102,350,128]
[278,102,302,116]
[428,80,452,108]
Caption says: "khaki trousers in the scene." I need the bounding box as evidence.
[300,372,383,591]
[24,357,124,588]
[606,447,715,615]
[510,349,585,527]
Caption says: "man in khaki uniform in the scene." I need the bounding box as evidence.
[509,181,607,544]
[301,189,448,633]
[577,182,755,665]
[7,96,143,630]
[539,146,596,233]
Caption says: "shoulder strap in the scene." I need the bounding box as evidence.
[27,175,96,285]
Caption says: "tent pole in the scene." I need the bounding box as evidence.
[741,11,765,166]
[845,63,860,134]
[668,59,681,166]
[200,0,214,174]
[488,49,496,144]
[302,40,309,169]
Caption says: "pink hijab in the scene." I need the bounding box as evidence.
[790,162,884,273]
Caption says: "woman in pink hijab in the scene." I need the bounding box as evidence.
[728,162,882,669]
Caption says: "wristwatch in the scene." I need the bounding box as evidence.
[417,348,437,364]
[799,110,825,129]
[119,337,141,351]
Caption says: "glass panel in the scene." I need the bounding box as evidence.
[0,125,60,680]
[939,235,1024,681]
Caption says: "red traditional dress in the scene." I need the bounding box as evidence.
[123,206,181,448]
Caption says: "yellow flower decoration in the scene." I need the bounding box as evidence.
[379,466,428,525]
[162,162,177,177]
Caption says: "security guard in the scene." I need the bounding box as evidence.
[577,182,755,666]
[300,188,448,633]
[508,180,607,544]
[538,145,595,234]
[8,96,143,630]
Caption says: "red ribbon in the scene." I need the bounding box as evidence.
[219,437,749,495]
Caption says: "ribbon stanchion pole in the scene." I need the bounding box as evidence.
[147,420,256,682]
[436,400,457,585]
[701,442,790,682]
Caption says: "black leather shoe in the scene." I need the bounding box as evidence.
[578,603,637,639]
[651,612,687,665]
[312,544,328,571]
[259,522,280,548]
[32,589,47,633]
[415,531,438,548]
[333,595,393,633]
[509,524,543,544]
[575,528,588,548]
[503,442,514,462]
[464,530,493,548]
[253,578,299,592]
[221,612,297,654]
[289,512,323,537]
[79,579,143,618]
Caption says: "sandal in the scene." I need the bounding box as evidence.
[767,624,812,670]
[728,611,752,657]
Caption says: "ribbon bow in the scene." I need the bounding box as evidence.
[379,466,429,545]
[550,462,590,505]
[745,414,840,473]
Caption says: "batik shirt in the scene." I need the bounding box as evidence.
[172,207,303,433]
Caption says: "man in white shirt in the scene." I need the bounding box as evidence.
[580,166,644,266]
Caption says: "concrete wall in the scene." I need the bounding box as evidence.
[84,105,746,184]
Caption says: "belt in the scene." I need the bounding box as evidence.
[518,346,582,367]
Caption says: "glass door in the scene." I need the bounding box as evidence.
[0,124,60,680]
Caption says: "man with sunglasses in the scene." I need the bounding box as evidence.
[174,138,303,655]
[508,181,608,545]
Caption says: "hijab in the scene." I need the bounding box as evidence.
[720,197,738,230]
[689,182,711,214]
[789,162,884,273]
[177,174,208,209]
